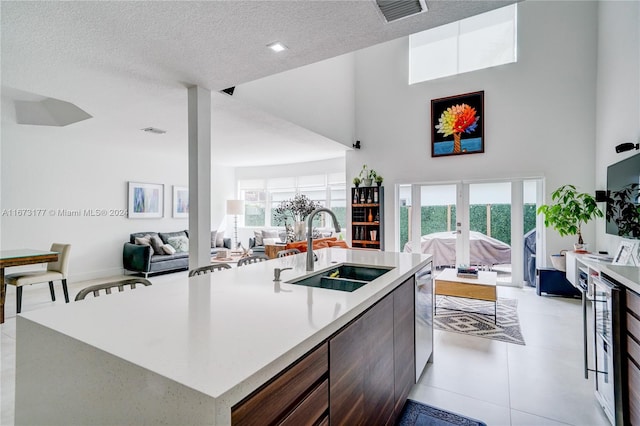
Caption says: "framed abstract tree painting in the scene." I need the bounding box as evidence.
[431,91,484,157]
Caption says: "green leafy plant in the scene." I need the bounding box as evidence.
[359,164,377,181]
[353,177,361,187]
[537,184,603,245]
[375,175,384,184]
[606,183,640,238]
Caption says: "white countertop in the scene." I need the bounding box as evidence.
[601,264,640,294]
[570,252,640,294]
[19,249,430,407]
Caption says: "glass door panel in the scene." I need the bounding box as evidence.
[469,182,512,283]
[419,184,458,269]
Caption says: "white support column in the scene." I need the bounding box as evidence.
[511,180,524,287]
[188,86,212,270]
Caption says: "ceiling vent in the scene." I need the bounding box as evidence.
[141,127,167,135]
[375,0,427,22]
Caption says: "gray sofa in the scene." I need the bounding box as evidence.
[123,230,231,277]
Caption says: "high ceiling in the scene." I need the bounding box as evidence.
[1,0,516,166]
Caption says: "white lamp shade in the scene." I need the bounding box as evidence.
[226,200,244,215]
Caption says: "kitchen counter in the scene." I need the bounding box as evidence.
[15,248,431,425]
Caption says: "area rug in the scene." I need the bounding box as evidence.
[397,399,487,426]
[434,296,525,345]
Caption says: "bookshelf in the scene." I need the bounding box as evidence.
[351,186,384,250]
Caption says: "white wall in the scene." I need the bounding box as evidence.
[234,53,356,148]
[1,98,235,281]
[350,1,599,260]
[594,0,640,255]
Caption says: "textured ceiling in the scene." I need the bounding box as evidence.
[1,0,517,166]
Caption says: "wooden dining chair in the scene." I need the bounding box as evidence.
[237,254,269,267]
[75,277,152,301]
[4,243,71,313]
[189,263,232,277]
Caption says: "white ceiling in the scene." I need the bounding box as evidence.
[1,0,516,167]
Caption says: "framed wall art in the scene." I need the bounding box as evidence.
[173,186,189,218]
[612,240,638,266]
[431,90,484,157]
[128,182,164,219]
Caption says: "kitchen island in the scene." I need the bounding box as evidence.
[15,248,432,425]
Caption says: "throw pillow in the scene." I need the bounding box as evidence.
[149,235,165,255]
[168,236,189,253]
[216,230,225,247]
[162,244,176,255]
[263,237,279,246]
[211,231,218,248]
[134,234,152,246]
[262,229,279,240]
[253,230,264,246]
[159,231,187,245]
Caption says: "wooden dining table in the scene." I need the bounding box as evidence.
[0,249,59,324]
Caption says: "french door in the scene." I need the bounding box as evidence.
[399,179,542,287]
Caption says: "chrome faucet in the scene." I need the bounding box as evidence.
[273,267,292,281]
[306,208,342,271]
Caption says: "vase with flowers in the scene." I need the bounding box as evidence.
[274,194,322,241]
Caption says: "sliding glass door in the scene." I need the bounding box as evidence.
[399,179,542,287]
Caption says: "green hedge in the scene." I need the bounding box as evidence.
[400,204,537,249]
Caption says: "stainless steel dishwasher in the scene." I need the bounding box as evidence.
[415,261,433,381]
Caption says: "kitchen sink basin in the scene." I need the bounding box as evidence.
[286,264,394,292]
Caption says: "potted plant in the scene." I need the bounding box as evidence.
[353,177,361,188]
[606,183,640,238]
[359,164,377,186]
[375,175,384,187]
[537,184,603,269]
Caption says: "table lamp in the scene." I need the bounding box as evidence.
[226,200,244,249]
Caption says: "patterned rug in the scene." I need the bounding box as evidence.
[434,296,525,345]
[397,400,487,426]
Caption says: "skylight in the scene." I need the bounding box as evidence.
[409,4,517,84]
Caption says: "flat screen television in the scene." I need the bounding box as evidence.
[606,152,640,239]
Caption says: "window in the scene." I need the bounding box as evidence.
[238,172,346,229]
[409,4,517,84]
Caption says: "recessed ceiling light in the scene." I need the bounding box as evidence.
[141,127,167,135]
[267,42,288,53]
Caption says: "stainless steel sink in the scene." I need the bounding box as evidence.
[286,264,394,292]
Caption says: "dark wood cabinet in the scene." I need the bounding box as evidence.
[233,275,420,425]
[231,343,328,426]
[330,277,415,425]
[626,289,640,426]
[329,295,394,424]
[351,186,384,250]
[394,277,416,418]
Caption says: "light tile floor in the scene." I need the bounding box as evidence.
[1,274,611,425]
[411,286,610,425]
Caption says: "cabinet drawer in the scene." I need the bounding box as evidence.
[232,343,328,426]
[279,379,328,426]
[629,360,640,426]
[629,335,640,366]
[628,289,640,318]
[629,312,640,341]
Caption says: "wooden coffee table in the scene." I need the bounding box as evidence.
[434,268,498,323]
[211,254,244,265]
